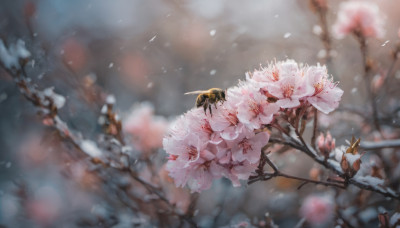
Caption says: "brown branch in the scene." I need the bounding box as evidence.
[355,32,383,135]
[380,43,400,95]
[248,154,346,189]
[311,108,318,149]
[312,0,332,64]
[360,139,400,150]
[270,122,400,201]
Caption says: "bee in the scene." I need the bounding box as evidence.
[185,88,226,116]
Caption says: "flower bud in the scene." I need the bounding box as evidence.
[317,133,325,151]
[352,158,361,172]
[340,154,349,173]
[317,132,336,158]
[340,137,363,177]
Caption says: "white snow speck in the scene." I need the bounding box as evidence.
[147,82,153,88]
[101,105,107,114]
[284,33,291,39]
[108,62,114,68]
[98,116,106,125]
[351,88,358,94]
[149,35,157,43]
[106,95,116,105]
[209,69,217,75]
[209,29,216,36]
[381,40,390,47]
[0,93,7,103]
[317,49,327,59]
[5,162,11,168]
[313,25,322,36]
[274,14,279,18]
[81,140,102,157]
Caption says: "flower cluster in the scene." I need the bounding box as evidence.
[163,59,343,192]
[332,1,385,39]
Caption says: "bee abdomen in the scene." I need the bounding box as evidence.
[196,94,207,107]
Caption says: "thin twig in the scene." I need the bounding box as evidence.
[356,33,383,134]
[248,155,346,189]
[360,139,400,150]
[270,121,400,201]
[311,108,318,149]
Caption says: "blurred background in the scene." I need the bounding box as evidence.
[0,0,400,227]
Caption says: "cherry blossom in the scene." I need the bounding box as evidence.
[305,65,343,114]
[236,83,279,129]
[332,1,385,39]
[227,130,269,164]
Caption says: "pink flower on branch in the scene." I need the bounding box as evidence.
[332,1,385,39]
[235,83,280,129]
[163,59,343,192]
[305,65,344,114]
[227,129,269,164]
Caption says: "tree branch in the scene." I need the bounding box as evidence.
[360,139,400,150]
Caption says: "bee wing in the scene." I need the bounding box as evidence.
[184,90,207,95]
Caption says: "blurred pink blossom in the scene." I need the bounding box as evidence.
[61,38,89,72]
[300,195,334,226]
[124,102,169,154]
[332,1,385,39]
[159,165,191,213]
[26,187,61,226]
[119,54,151,92]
